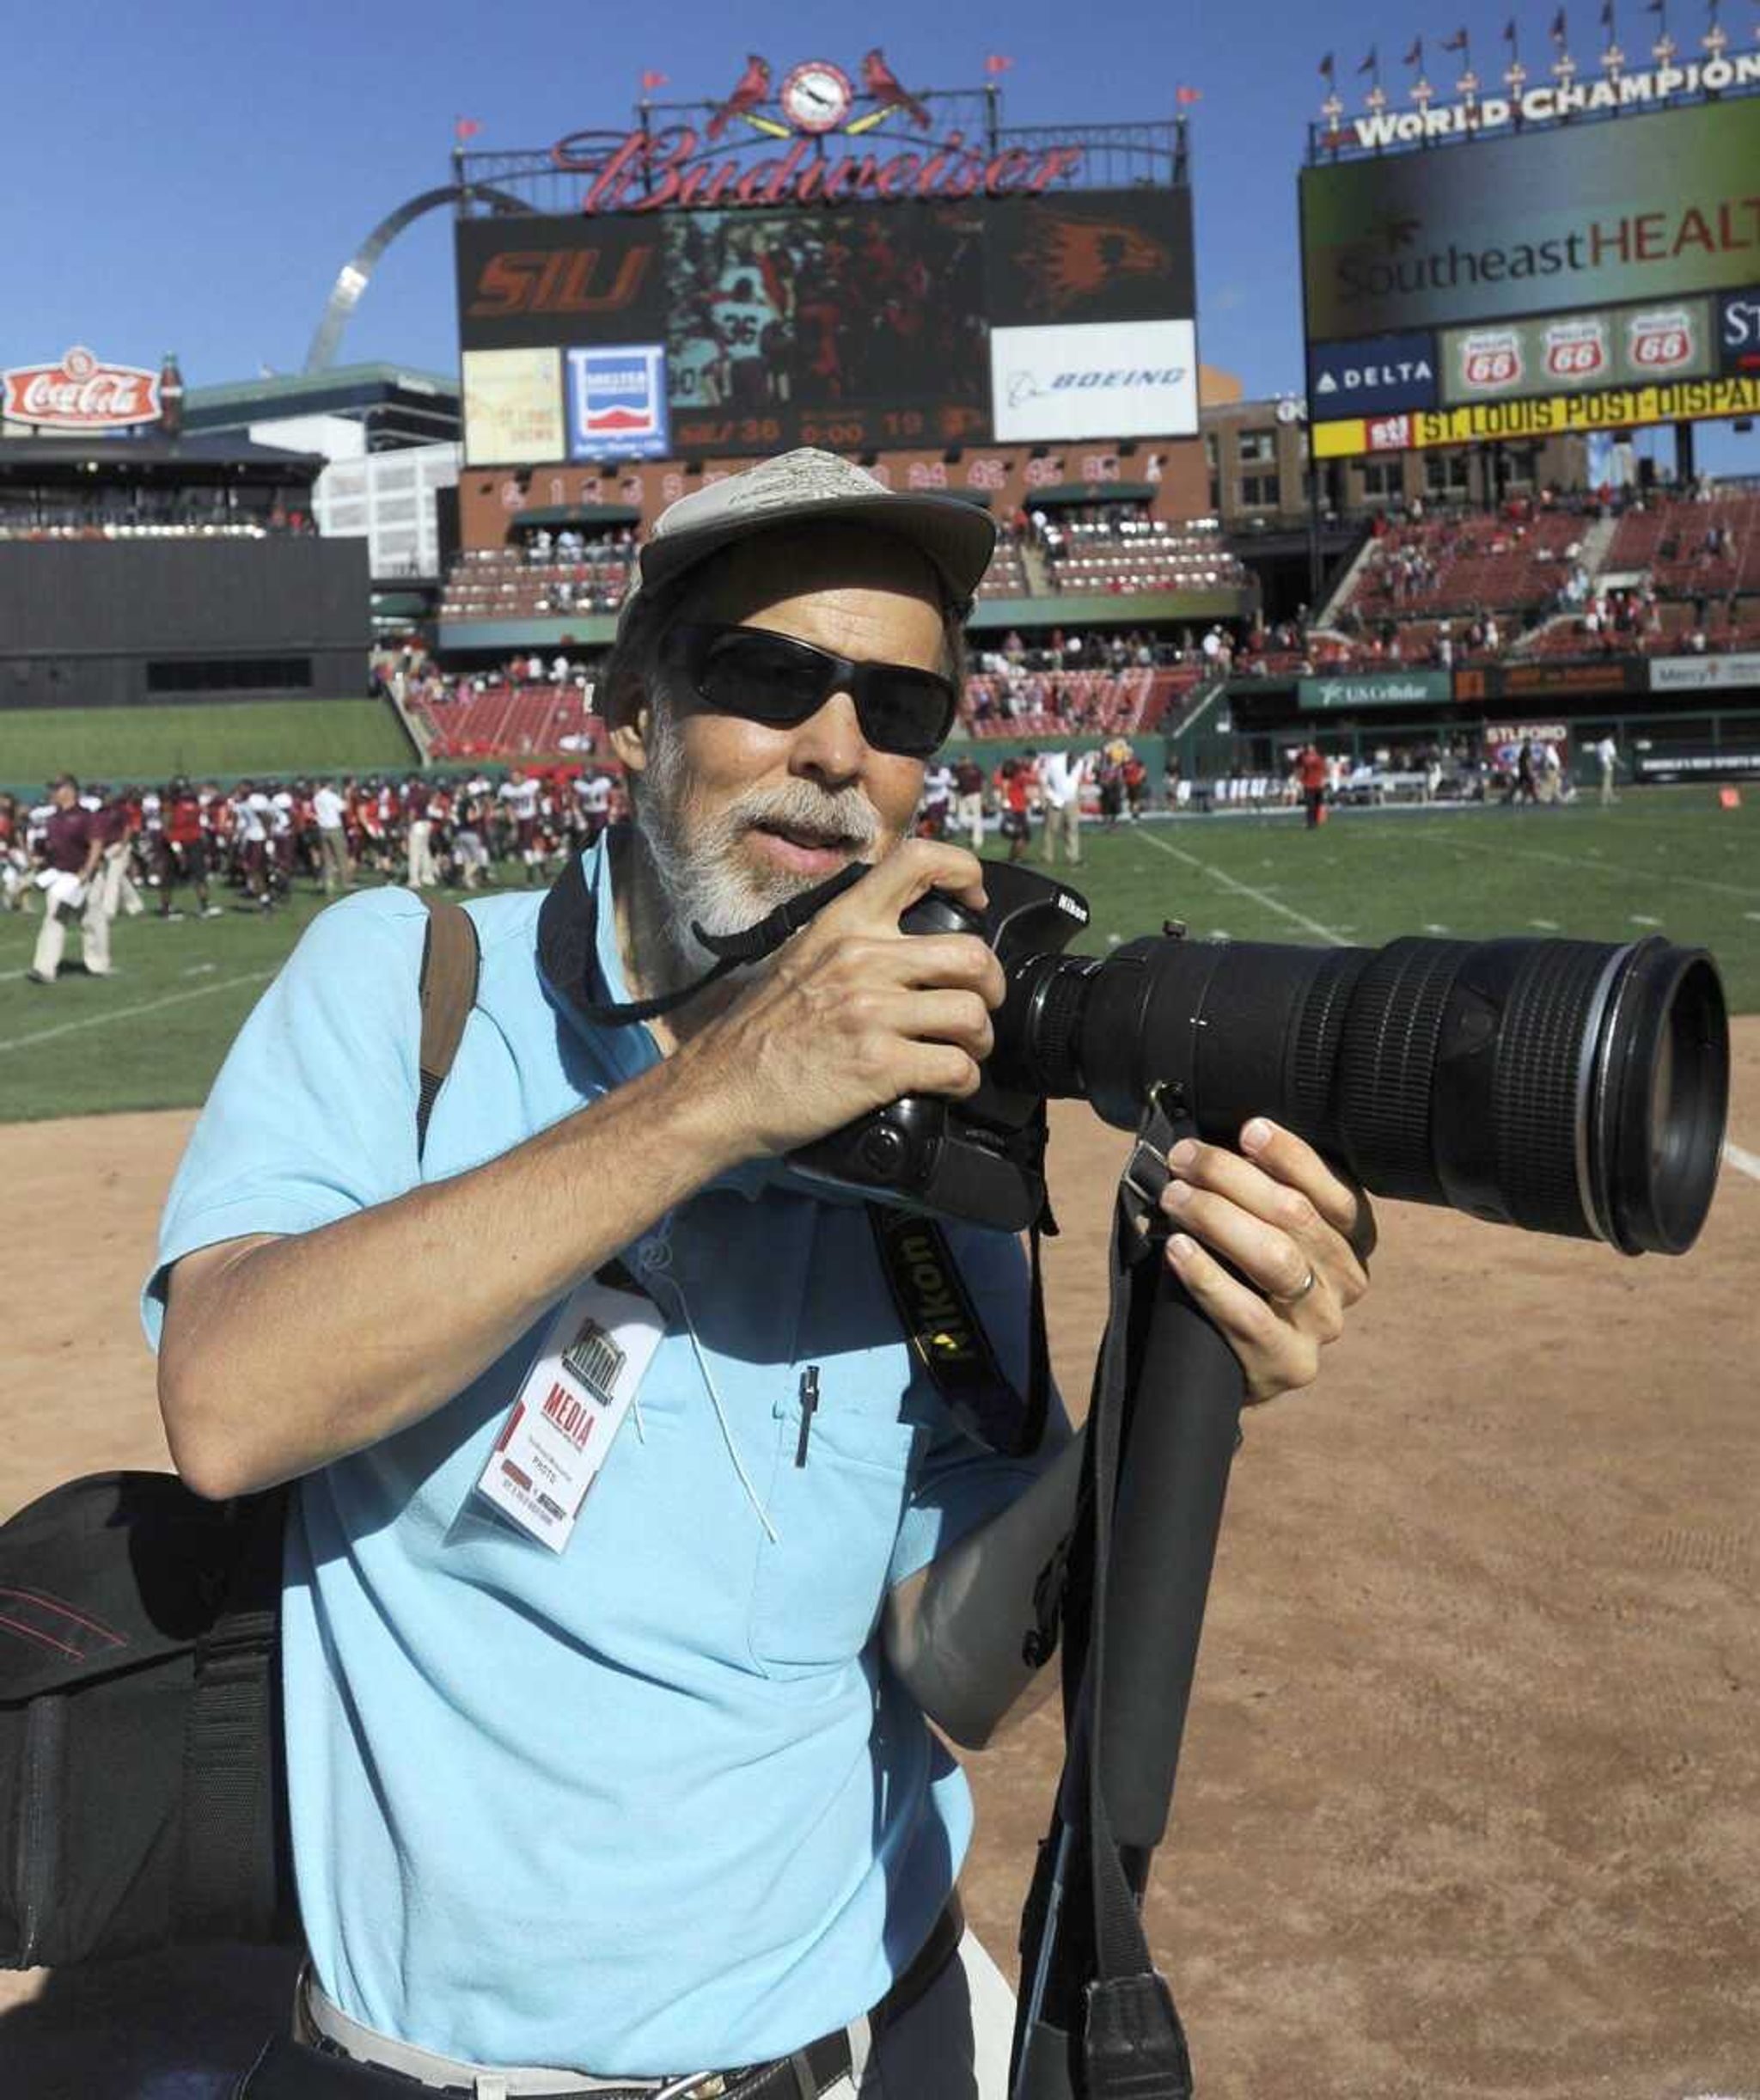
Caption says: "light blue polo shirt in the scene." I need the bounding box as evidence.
[144,838,1060,2076]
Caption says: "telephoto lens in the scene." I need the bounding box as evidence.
[994,930,1728,1256]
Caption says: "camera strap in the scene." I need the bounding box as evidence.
[1072,1099,1194,2097]
[580,861,868,1026]
[866,1154,1051,1463]
[1011,1095,1195,2100]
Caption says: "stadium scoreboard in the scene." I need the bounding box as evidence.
[455,187,1197,467]
[1299,95,1760,456]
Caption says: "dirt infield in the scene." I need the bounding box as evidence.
[2,1028,1756,2099]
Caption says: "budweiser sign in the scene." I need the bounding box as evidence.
[2,346,161,431]
[553,126,1084,215]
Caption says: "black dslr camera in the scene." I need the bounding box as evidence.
[790,862,1728,1257]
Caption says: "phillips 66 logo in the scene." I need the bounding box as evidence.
[1542,317,1608,383]
[1627,309,1696,372]
[1459,329,1523,394]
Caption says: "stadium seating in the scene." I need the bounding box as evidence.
[1041,517,1250,596]
[960,667,1154,738]
[1605,493,1760,597]
[412,681,608,761]
[1315,487,1760,668]
[439,544,636,622]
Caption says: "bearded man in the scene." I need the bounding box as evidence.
[147,452,1371,2099]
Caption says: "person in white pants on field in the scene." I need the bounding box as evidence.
[28,776,110,983]
[1037,745,1089,867]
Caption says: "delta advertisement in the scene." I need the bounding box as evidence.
[455,186,1196,462]
[1299,100,1760,344]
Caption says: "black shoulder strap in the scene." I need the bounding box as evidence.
[416,897,482,1160]
[866,1203,1048,1460]
[176,898,482,1950]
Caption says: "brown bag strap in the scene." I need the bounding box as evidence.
[416,897,481,1161]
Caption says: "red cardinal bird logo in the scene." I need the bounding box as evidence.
[860,48,931,129]
[1016,213,1172,315]
[709,54,771,140]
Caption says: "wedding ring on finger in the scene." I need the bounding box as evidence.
[1269,1265,1318,1308]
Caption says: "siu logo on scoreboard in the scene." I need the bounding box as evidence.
[565,345,670,461]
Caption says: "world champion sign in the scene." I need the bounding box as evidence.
[553,124,1085,214]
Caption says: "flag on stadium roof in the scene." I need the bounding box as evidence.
[1175,83,1202,103]
[1502,17,1519,46]
[1441,27,1470,52]
[454,117,482,143]
[984,53,1015,73]
[1356,45,1378,72]
[1549,6,1568,40]
[1402,36,1423,67]
[640,70,669,91]
[1317,51,1335,77]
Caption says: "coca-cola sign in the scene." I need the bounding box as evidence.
[2,346,161,431]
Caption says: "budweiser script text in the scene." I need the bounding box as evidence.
[553,125,1085,214]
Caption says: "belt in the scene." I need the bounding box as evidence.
[298,1895,964,2100]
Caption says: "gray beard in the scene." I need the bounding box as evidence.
[627,701,883,996]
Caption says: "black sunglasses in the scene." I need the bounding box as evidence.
[662,621,957,759]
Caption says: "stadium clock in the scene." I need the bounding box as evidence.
[780,60,855,134]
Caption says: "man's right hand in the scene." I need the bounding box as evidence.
[678,839,1008,1161]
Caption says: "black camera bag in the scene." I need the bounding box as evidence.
[0,1473,293,1966]
[0,897,481,1968]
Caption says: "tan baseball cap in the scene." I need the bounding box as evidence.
[616,447,996,640]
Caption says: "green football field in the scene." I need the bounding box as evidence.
[2,789,1755,1124]
[0,698,414,795]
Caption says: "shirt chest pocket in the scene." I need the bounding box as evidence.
[749,1381,923,1680]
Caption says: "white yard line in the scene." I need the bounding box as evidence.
[0,970,272,1055]
[1723,1141,1760,1185]
[1446,830,1760,903]
[1133,829,1345,942]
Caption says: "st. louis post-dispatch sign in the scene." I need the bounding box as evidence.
[1313,373,1760,458]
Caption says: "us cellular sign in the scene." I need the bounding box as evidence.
[1307,332,1438,417]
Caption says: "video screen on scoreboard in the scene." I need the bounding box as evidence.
[1298,97,1760,450]
[455,187,1197,462]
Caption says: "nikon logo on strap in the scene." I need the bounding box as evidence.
[868,1207,1034,1457]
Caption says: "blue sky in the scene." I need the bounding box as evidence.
[9,0,1754,471]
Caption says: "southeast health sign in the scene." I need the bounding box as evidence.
[566,345,670,461]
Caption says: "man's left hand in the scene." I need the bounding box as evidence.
[1159,1118,1374,1407]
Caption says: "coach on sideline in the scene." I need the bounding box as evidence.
[146,450,1372,2098]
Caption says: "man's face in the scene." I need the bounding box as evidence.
[52,781,76,810]
[615,527,944,958]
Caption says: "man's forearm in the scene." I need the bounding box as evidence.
[159,1044,743,1500]
[883,1425,1086,1750]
